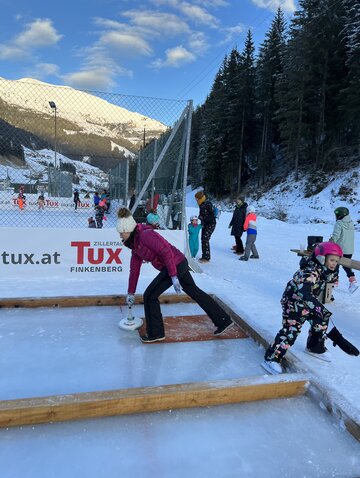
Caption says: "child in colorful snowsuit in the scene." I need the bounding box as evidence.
[329,206,358,293]
[188,216,202,258]
[262,242,342,374]
[95,200,107,228]
[239,205,259,261]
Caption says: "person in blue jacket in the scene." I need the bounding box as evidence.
[188,216,202,258]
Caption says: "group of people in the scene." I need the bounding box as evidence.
[87,190,111,229]
[191,191,259,264]
[114,192,358,375]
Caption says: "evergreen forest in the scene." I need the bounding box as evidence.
[188,0,360,197]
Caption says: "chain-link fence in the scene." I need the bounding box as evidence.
[0,77,190,228]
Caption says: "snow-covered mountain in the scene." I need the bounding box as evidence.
[0,77,168,171]
[0,77,166,144]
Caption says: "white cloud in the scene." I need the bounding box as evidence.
[151,45,196,69]
[26,62,60,78]
[177,2,219,27]
[100,31,153,56]
[0,18,62,62]
[198,0,229,6]
[0,44,27,60]
[188,32,209,55]
[63,65,130,91]
[220,23,247,45]
[251,0,296,13]
[15,19,63,48]
[63,45,132,91]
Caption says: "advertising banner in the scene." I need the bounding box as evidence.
[1,228,186,279]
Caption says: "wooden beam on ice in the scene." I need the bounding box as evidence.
[0,294,194,309]
[290,249,360,271]
[0,374,308,428]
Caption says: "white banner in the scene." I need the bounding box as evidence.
[1,227,186,279]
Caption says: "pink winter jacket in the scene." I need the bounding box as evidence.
[128,224,185,294]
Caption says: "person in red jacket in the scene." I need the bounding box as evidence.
[116,208,233,343]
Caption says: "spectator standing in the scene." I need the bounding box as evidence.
[329,206,358,293]
[195,190,216,263]
[188,216,202,258]
[93,192,100,208]
[73,189,80,211]
[239,205,259,261]
[229,197,247,255]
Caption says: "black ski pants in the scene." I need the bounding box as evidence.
[201,222,216,260]
[143,259,230,337]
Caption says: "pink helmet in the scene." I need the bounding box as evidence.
[314,242,343,259]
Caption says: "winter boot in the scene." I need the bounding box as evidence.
[305,332,331,362]
[349,276,359,294]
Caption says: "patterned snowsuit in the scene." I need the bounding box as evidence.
[198,199,216,261]
[265,255,338,363]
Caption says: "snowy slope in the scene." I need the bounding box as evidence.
[249,167,360,227]
[0,77,167,142]
[0,146,108,192]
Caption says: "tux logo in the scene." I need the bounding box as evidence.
[70,241,122,265]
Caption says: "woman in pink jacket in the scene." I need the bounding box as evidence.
[116,208,232,343]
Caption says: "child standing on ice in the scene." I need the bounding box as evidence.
[262,242,342,374]
[188,216,202,258]
[239,205,259,261]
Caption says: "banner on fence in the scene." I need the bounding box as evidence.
[1,228,185,279]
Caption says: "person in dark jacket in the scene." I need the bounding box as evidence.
[229,197,247,254]
[117,208,233,343]
[262,242,342,374]
[129,191,136,211]
[195,190,216,263]
[73,189,80,210]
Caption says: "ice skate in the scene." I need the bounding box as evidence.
[261,360,282,375]
[304,348,331,362]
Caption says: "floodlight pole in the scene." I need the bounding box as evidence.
[49,101,57,169]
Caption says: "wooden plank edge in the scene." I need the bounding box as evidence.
[0,374,308,428]
[0,294,195,309]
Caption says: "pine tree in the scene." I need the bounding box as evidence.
[256,8,287,184]
[340,0,360,142]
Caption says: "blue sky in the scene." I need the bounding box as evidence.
[0,0,297,106]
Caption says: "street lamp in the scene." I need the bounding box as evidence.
[49,101,57,169]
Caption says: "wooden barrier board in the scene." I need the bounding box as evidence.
[138,315,247,343]
[0,294,195,309]
[0,374,308,428]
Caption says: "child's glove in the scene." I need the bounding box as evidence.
[171,276,182,294]
[327,326,359,356]
[126,294,135,307]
